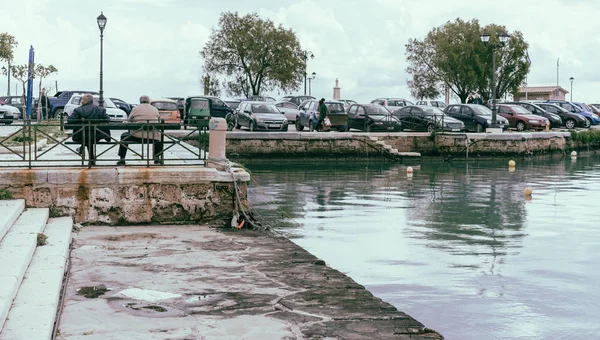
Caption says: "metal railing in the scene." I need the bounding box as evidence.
[0,120,208,168]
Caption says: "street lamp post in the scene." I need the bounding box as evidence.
[302,50,314,95]
[481,30,509,128]
[570,77,574,101]
[308,72,316,96]
[97,12,107,107]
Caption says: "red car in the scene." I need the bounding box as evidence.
[497,104,550,131]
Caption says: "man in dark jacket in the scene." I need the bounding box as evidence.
[67,94,111,165]
[315,98,328,131]
[39,88,49,119]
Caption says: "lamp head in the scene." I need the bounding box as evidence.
[97,12,107,32]
[311,72,316,79]
[480,30,490,43]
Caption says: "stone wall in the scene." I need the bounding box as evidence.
[224,131,573,158]
[0,167,250,225]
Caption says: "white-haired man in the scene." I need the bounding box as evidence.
[117,95,164,165]
[67,93,111,166]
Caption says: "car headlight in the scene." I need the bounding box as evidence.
[529,120,538,123]
[374,121,383,125]
[593,114,599,119]
[255,117,264,123]
[486,120,491,124]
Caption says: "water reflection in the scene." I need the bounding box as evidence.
[244,155,600,339]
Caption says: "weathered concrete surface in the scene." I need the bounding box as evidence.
[222,131,579,158]
[57,226,443,339]
[0,167,250,226]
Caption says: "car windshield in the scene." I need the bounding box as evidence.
[422,107,445,117]
[326,103,345,112]
[512,106,532,114]
[365,106,390,115]
[190,100,209,109]
[472,105,493,115]
[152,102,178,111]
[387,100,406,106]
[92,98,116,108]
[576,103,592,112]
[251,104,279,113]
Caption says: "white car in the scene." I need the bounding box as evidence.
[0,104,21,122]
[371,98,414,112]
[64,95,127,121]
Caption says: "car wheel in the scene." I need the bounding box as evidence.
[250,121,256,132]
[54,108,64,119]
[584,118,592,128]
[475,123,483,133]
[296,119,304,131]
[427,124,435,133]
[516,121,526,131]
[565,119,576,129]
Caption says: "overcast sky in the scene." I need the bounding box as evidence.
[2,0,598,104]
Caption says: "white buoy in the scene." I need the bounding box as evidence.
[407,166,414,174]
[523,186,533,197]
[570,151,577,157]
[508,160,516,167]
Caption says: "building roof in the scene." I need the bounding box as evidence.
[516,86,569,94]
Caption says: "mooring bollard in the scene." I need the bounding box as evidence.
[208,117,227,161]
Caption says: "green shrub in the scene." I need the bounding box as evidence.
[37,233,48,246]
[0,189,12,200]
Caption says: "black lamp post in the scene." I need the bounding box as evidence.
[308,72,316,96]
[97,12,107,107]
[302,50,314,95]
[569,77,574,101]
[481,29,509,128]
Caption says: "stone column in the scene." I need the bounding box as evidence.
[333,78,341,100]
[208,118,227,162]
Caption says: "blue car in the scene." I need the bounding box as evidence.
[546,100,599,127]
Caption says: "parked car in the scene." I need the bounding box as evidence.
[109,98,132,116]
[415,100,447,109]
[546,100,598,127]
[535,103,587,129]
[64,95,126,121]
[345,104,401,132]
[185,96,212,128]
[0,105,19,124]
[234,101,288,132]
[393,105,464,132]
[572,102,599,125]
[371,98,414,111]
[247,95,276,102]
[444,104,508,132]
[150,99,181,123]
[224,99,242,111]
[0,96,34,119]
[274,101,301,123]
[505,102,562,128]
[280,95,316,106]
[183,96,232,121]
[296,99,348,132]
[496,104,549,131]
[338,99,357,110]
[48,90,98,118]
[166,97,185,115]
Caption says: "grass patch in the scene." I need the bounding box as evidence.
[49,206,63,218]
[0,188,12,200]
[570,129,600,144]
[37,233,48,246]
[0,124,62,146]
[77,285,109,298]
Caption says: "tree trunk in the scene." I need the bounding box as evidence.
[21,83,26,120]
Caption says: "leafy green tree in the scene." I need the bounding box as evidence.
[405,19,530,103]
[201,12,304,98]
[0,33,18,63]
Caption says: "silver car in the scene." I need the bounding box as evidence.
[274,101,300,123]
[235,101,289,132]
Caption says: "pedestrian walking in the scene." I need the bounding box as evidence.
[116,95,164,165]
[40,88,50,119]
[315,98,328,131]
[66,93,111,166]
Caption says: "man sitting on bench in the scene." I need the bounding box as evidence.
[67,93,111,166]
[117,95,164,165]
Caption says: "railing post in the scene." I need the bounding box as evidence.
[207,117,227,164]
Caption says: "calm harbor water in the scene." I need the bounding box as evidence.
[245,155,600,340]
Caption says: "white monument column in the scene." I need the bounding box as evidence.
[333,78,341,100]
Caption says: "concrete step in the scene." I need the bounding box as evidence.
[383,144,392,150]
[368,136,378,141]
[389,149,399,154]
[0,208,49,332]
[398,152,422,157]
[0,200,25,242]
[375,141,386,146]
[1,217,73,340]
